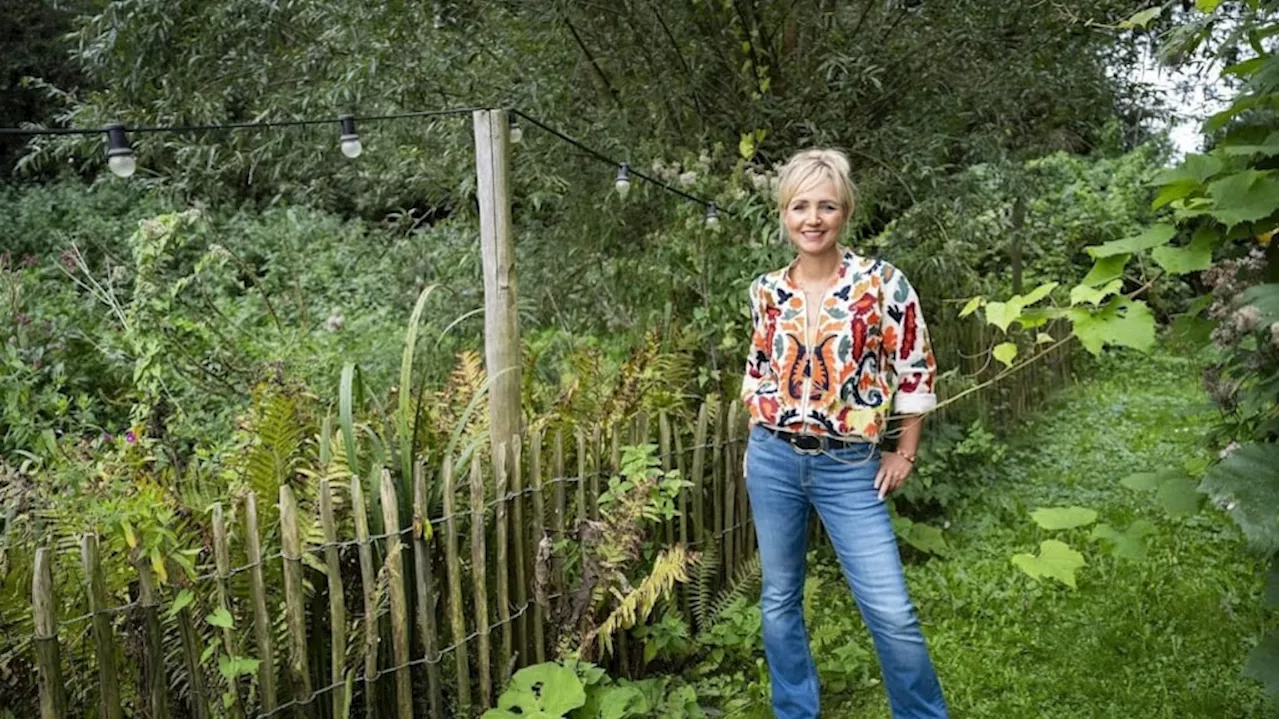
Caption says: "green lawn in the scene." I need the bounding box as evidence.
[813,350,1274,718]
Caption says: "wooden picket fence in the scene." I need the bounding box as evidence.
[24,402,755,719]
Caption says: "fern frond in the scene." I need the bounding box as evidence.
[588,546,695,657]
[705,551,762,626]
[691,541,720,633]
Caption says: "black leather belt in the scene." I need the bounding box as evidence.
[762,426,865,455]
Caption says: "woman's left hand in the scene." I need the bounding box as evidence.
[875,452,913,501]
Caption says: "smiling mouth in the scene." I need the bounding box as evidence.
[802,230,826,239]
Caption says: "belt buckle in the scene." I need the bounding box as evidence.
[789,433,825,456]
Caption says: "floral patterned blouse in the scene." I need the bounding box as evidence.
[740,248,938,443]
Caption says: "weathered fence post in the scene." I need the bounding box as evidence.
[659,413,674,546]
[135,551,170,719]
[442,456,473,714]
[691,403,709,546]
[473,107,523,466]
[319,480,348,719]
[470,457,493,708]
[80,535,123,719]
[529,430,547,663]
[279,485,313,713]
[244,492,278,713]
[211,506,248,719]
[510,436,529,667]
[413,461,445,718]
[495,442,513,683]
[32,548,66,719]
[575,429,588,526]
[379,470,414,719]
[350,476,379,717]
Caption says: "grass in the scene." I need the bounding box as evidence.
[809,349,1274,718]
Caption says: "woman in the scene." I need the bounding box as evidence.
[741,148,948,719]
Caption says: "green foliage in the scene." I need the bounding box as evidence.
[1011,540,1087,589]
[485,661,706,719]
[1030,506,1099,531]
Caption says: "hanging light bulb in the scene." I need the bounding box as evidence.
[508,114,523,144]
[615,163,631,197]
[338,114,362,159]
[705,202,720,227]
[105,122,136,179]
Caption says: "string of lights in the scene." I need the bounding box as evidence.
[0,105,726,224]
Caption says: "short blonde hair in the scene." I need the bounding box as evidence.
[776,148,857,221]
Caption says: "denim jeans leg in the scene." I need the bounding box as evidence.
[809,449,948,719]
[745,428,819,719]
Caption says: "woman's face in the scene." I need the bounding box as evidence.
[784,180,846,257]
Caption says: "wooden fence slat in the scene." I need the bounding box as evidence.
[659,413,673,546]
[494,442,513,683]
[672,426,693,624]
[442,456,473,715]
[529,430,547,664]
[378,470,413,719]
[691,403,709,546]
[510,436,529,667]
[211,506,247,719]
[319,480,348,719]
[135,551,170,719]
[413,462,444,718]
[609,422,628,677]
[575,430,587,526]
[589,426,601,521]
[80,535,123,719]
[350,476,379,718]
[176,599,211,719]
[244,492,278,713]
[279,485,313,713]
[723,402,739,581]
[552,431,567,619]
[470,457,493,708]
[32,547,66,719]
[711,398,725,581]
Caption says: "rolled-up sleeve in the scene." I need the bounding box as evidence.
[883,267,937,415]
[741,276,778,415]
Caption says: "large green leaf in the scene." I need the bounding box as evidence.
[1152,153,1223,185]
[1207,171,1280,226]
[1070,279,1123,306]
[1199,444,1279,553]
[1012,540,1086,589]
[490,663,587,718]
[1090,520,1156,561]
[1081,254,1130,287]
[1067,297,1155,355]
[1032,506,1099,530]
[1243,633,1278,696]
[1239,284,1279,324]
[1087,224,1176,258]
[982,282,1059,332]
[1218,131,1280,156]
[993,342,1018,368]
[1151,229,1214,274]
[1156,474,1204,519]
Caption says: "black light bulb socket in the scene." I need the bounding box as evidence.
[705,202,718,219]
[105,122,133,157]
[616,163,631,182]
[338,114,358,142]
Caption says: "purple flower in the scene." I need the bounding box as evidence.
[125,431,137,444]
[102,431,114,442]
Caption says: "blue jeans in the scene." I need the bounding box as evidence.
[745,425,948,719]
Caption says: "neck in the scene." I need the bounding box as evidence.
[793,245,843,284]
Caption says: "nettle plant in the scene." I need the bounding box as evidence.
[981,1,1277,691]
